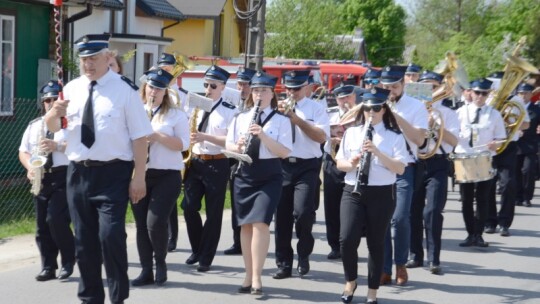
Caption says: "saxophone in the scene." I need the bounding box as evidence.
[29,119,48,195]
[352,116,373,196]
[181,104,202,180]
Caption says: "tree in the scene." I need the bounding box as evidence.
[340,0,407,66]
[265,0,355,60]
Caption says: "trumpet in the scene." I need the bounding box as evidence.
[282,97,296,115]
[352,116,373,196]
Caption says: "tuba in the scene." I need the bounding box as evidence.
[488,36,539,154]
[418,51,466,159]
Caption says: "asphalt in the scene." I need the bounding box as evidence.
[1,185,540,304]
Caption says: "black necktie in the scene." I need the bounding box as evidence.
[246,112,264,161]
[469,108,481,147]
[44,130,54,170]
[81,81,97,148]
[198,100,221,132]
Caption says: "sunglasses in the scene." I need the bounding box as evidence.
[42,99,55,104]
[365,79,380,85]
[363,105,383,113]
[203,82,218,90]
[473,90,489,96]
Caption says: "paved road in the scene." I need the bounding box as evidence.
[1,186,540,303]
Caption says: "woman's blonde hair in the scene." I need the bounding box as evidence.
[140,83,177,122]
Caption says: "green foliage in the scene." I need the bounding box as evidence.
[340,0,406,66]
[265,0,355,60]
[406,0,540,79]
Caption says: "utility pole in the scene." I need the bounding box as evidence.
[245,0,266,70]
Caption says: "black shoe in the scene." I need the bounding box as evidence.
[197,264,210,272]
[340,282,357,303]
[131,269,154,287]
[272,267,292,279]
[366,301,378,304]
[155,262,167,286]
[57,263,73,280]
[484,226,496,234]
[223,244,242,255]
[474,235,489,247]
[526,200,532,207]
[459,235,475,247]
[516,201,523,206]
[185,253,199,265]
[167,239,177,252]
[429,263,441,275]
[251,287,263,295]
[35,269,56,281]
[237,285,251,294]
[327,250,342,260]
[297,257,310,276]
[405,260,423,268]
[499,226,510,237]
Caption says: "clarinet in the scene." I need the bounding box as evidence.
[235,99,262,175]
[352,116,373,196]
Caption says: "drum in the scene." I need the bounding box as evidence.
[449,151,495,183]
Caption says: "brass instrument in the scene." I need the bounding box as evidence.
[282,97,296,115]
[168,53,194,107]
[183,107,200,167]
[352,116,373,196]
[29,119,47,195]
[418,51,465,159]
[487,36,539,154]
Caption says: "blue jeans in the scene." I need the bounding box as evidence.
[383,164,415,274]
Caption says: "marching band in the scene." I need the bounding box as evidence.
[20,33,540,304]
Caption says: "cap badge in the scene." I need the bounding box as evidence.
[83,36,89,43]
[157,70,162,75]
[386,66,391,71]
[371,88,377,94]
[48,81,54,87]
[211,66,216,70]
[290,72,296,77]
[256,72,262,77]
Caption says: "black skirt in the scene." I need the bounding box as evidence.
[234,158,283,225]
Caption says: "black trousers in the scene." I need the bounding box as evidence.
[274,157,319,268]
[340,184,395,289]
[409,157,449,266]
[460,179,492,236]
[35,168,75,271]
[67,160,132,304]
[516,153,537,202]
[168,203,178,244]
[182,157,230,266]
[487,142,517,228]
[132,169,181,270]
[322,153,345,252]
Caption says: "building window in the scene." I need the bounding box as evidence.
[0,14,14,116]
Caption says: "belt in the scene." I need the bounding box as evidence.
[408,162,416,166]
[284,157,316,163]
[44,166,67,174]
[75,159,122,167]
[193,153,226,161]
[430,154,447,160]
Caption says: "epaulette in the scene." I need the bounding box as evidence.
[179,87,188,94]
[326,106,339,114]
[222,101,236,109]
[121,76,139,91]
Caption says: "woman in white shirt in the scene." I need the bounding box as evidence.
[336,88,408,304]
[226,71,293,295]
[131,68,189,287]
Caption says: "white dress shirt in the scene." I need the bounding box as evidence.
[19,118,69,167]
[227,106,293,159]
[146,107,190,170]
[455,104,506,155]
[62,70,153,162]
[336,122,408,186]
[289,97,330,158]
[393,93,429,162]
[192,98,238,155]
